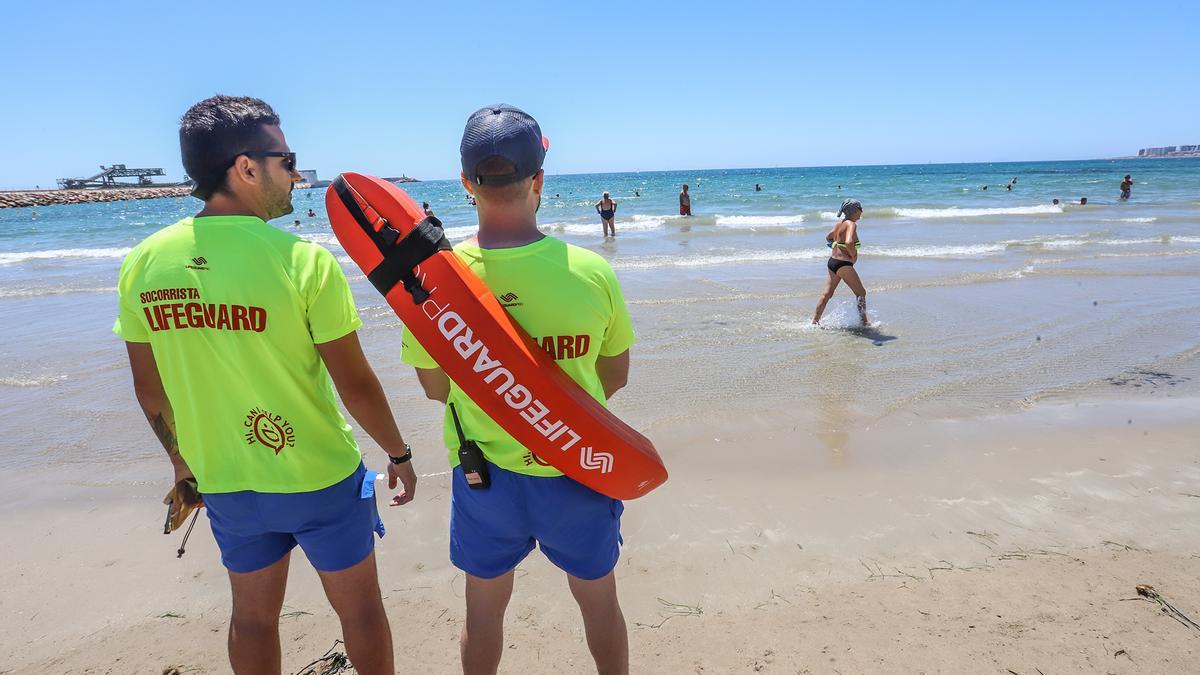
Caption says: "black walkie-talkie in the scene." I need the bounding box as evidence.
[450,403,490,489]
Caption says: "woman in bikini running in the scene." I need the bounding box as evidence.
[595,191,617,237]
[812,198,869,326]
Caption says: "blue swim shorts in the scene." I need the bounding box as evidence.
[204,463,384,574]
[449,463,624,580]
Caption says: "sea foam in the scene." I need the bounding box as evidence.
[890,205,1064,219]
[0,247,132,265]
[714,214,807,227]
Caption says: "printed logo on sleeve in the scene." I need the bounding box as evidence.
[186,256,209,270]
[244,407,296,454]
[498,292,522,308]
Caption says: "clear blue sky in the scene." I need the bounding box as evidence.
[1,0,1195,189]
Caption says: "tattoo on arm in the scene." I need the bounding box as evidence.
[148,412,180,459]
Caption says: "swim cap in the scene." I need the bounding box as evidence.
[837,198,862,218]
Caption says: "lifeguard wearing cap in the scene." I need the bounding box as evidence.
[460,104,551,186]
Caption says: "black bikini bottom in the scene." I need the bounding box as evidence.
[827,257,854,274]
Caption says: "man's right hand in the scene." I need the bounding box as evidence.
[387,460,417,506]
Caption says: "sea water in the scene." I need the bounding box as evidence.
[1,158,1198,475]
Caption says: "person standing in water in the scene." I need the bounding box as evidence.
[595,191,617,237]
[423,201,435,218]
[679,184,692,216]
[813,198,868,326]
[1120,174,1133,200]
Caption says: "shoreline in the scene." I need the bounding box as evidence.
[3,393,1198,672]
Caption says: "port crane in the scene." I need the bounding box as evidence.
[57,164,168,189]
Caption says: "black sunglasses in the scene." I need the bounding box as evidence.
[241,150,297,172]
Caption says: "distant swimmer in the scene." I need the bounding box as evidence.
[982,185,988,191]
[596,191,618,237]
[1120,174,1133,200]
[293,218,301,228]
[813,198,869,326]
[422,201,435,217]
[679,184,692,216]
[307,208,316,217]
[1080,197,1088,205]
[837,185,842,190]
[1052,198,1060,205]
[755,183,762,192]
[635,190,640,197]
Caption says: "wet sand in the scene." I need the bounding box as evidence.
[4,397,1199,673]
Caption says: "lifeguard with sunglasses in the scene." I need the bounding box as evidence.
[114,95,413,675]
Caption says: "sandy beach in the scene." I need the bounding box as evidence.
[4,392,1199,673]
[4,0,1200,664]
[3,159,1200,673]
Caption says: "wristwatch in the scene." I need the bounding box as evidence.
[389,444,413,465]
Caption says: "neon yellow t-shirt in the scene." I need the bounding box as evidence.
[400,235,635,477]
[113,216,363,494]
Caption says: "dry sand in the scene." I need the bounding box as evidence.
[3,397,1199,674]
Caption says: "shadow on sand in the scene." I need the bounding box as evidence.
[842,325,899,346]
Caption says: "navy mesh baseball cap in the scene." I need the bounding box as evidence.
[460,104,550,186]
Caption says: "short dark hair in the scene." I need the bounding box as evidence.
[472,156,533,200]
[475,156,518,177]
[179,95,280,200]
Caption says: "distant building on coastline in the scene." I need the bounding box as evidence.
[291,170,417,189]
[1137,145,1200,158]
[293,169,330,189]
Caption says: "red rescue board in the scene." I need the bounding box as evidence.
[326,173,667,499]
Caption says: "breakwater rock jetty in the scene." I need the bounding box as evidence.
[0,186,193,209]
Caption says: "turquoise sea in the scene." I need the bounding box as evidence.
[3,159,1199,293]
[2,158,1198,473]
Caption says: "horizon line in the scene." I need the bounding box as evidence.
[6,154,1194,192]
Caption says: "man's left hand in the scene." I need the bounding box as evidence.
[388,460,418,506]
